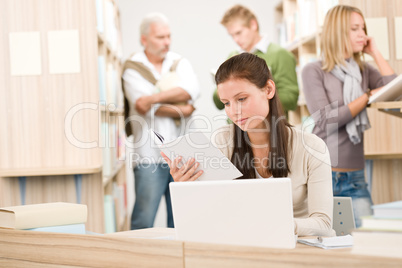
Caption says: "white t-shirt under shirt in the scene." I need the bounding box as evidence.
[122,51,200,164]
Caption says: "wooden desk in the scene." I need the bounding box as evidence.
[0,228,183,268]
[1,228,401,268]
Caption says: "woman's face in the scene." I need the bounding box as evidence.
[348,12,366,54]
[217,78,275,131]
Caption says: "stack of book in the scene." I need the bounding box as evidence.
[352,200,402,259]
[0,202,87,234]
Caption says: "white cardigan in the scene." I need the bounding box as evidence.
[212,124,336,237]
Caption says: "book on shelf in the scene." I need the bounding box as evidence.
[102,122,112,176]
[352,201,402,258]
[372,200,402,219]
[113,182,126,229]
[98,56,107,102]
[95,0,104,34]
[351,230,402,259]
[0,202,87,230]
[104,194,116,233]
[106,63,117,105]
[298,0,317,38]
[105,0,117,50]
[276,22,287,48]
[361,216,402,232]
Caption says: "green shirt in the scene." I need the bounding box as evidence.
[213,43,299,114]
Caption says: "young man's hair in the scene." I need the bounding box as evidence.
[220,4,259,31]
[215,53,292,178]
[321,5,366,71]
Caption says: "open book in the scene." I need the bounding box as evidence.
[152,130,242,181]
[368,74,402,104]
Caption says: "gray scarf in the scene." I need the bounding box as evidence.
[330,59,370,145]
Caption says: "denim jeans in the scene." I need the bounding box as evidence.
[332,169,373,228]
[131,163,174,229]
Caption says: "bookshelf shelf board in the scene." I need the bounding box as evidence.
[369,101,402,110]
[297,100,307,106]
[364,152,402,160]
[109,107,124,115]
[286,40,300,53]
[103,161,125,187]
[369,101,402,118]
[97,33,105,44]
[276,2,283,12]
[287,33,318,53]
[0,166,103,177]
[299,32,317,47]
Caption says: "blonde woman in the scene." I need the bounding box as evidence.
[302,5,397,227]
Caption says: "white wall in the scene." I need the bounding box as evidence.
[119,0,281,227]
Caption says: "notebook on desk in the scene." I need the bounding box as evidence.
[169,178,296,249]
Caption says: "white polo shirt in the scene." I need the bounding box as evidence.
[122,51,200,164]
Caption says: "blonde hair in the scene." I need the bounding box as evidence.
[321,5,367,71]
[221,4,259,31]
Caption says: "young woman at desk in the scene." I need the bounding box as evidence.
[161,53,336,237]
[301,5,396,227]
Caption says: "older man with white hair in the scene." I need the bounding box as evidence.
[122,12,199,229]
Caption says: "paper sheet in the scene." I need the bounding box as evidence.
[48,30,81,74]
[154,131,243,181]
[368,74,402,104]
[365,17,389,61]
[9,32,42,76]
[298,235,354,249]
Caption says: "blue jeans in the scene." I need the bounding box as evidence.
[332,169,373,228]
[131,163,174,229]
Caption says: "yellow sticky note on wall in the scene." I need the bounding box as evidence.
[48,30,81,74]
[9,32,42,76]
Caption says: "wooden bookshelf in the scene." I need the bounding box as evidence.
[276,0,402,204]
[0,0,128,233]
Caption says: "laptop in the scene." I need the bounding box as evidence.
[333,196,356,236]
[169,178,296,249]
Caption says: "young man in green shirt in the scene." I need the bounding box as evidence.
[213,4,299,115]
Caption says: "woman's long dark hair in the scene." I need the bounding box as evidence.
[215,53,292,178]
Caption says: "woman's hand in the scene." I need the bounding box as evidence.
[362,36,394,76]
[362,36,379,57]
[369,86,383,97]
[161,152,203,182]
